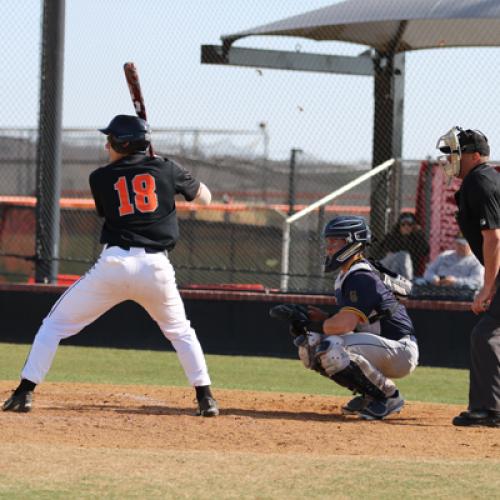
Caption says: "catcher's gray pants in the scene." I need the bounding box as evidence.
[315,331,419,397]
[469,283,500,415]
[21,246,212,387]
[342,332,419,379]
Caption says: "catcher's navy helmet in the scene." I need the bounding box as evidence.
[323,215,371,273]
[99,114,151,154]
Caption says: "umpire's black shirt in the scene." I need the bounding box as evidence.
[455,163,500,264]
[89,154,200,251]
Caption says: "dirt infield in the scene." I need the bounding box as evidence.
[1,381,498,461]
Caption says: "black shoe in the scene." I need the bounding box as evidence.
[197,396,219,417]
[452,410,500,428]
[2,391,33,412]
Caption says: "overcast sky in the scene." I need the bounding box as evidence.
[3,1,500,162]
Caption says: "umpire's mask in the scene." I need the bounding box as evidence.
[436,126,462,182]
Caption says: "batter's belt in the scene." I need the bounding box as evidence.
[106,244,164,254]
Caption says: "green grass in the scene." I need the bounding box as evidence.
[0,342,468,404]
[0,448,498,499]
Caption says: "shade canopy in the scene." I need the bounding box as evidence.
[222,0,500,53]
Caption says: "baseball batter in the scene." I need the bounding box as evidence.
[3,114,218,417]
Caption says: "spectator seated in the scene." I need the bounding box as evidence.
[411,235,483,301]
[370,212,430,280]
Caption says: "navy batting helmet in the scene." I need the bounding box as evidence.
[99,114,151,154]
[323,215,371,273]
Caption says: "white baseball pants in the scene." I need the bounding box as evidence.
[21,246,212,387]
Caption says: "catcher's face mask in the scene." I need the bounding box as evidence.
[323,216,371,273]
[324,236,364,273]
[436,126,462,181]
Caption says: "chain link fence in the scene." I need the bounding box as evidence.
[0,130,420,292]
[1,1,499,300]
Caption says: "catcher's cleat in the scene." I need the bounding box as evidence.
[197,396,219,417]
[358,391,404,420]
[452,410,500,428]
[341,395,371,415]
[2,391,33,413]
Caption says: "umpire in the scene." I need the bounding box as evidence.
[437,127,500,427]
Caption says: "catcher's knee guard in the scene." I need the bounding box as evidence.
[315,337,350,375]
[296,332,324,371]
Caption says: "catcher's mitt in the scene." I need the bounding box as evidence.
[269,304,310,337]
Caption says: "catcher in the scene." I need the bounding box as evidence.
[270,215,419,420]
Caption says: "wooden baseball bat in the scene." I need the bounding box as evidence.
[123,62,154,157]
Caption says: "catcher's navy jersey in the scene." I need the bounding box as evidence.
[334,261,415,341]
[89,154,200,250]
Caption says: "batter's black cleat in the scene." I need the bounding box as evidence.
[452,410,500,428]
[2,391,33,413]
[341,395,371,415]
[197,396,219,417]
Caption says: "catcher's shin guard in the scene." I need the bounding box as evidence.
[330,362,386,400]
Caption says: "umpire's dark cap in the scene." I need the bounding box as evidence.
[459,129,489,155]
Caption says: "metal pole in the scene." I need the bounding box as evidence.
[281,148,302,290]
[280,158,394,292]
[288,159,395,224]
[260,122,269,202]
[35,0,65,283]
[370,50,405,243]
[260,121,269,161]
[192,129,200,157]
[288,148,301,216]
[280,220,291,291]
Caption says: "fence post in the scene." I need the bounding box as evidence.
[34,0,65,283]
[370,51,405,243]
[287,148,302,216]
[260,122,269,203]
[280,220,291,291]
[387,158,402,229]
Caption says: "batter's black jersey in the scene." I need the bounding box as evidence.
[89,154,200,250]
[455,163,500,264]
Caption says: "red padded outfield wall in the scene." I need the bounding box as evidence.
[416,160,500,263]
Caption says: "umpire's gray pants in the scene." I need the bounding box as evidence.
[469,282,500,415]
